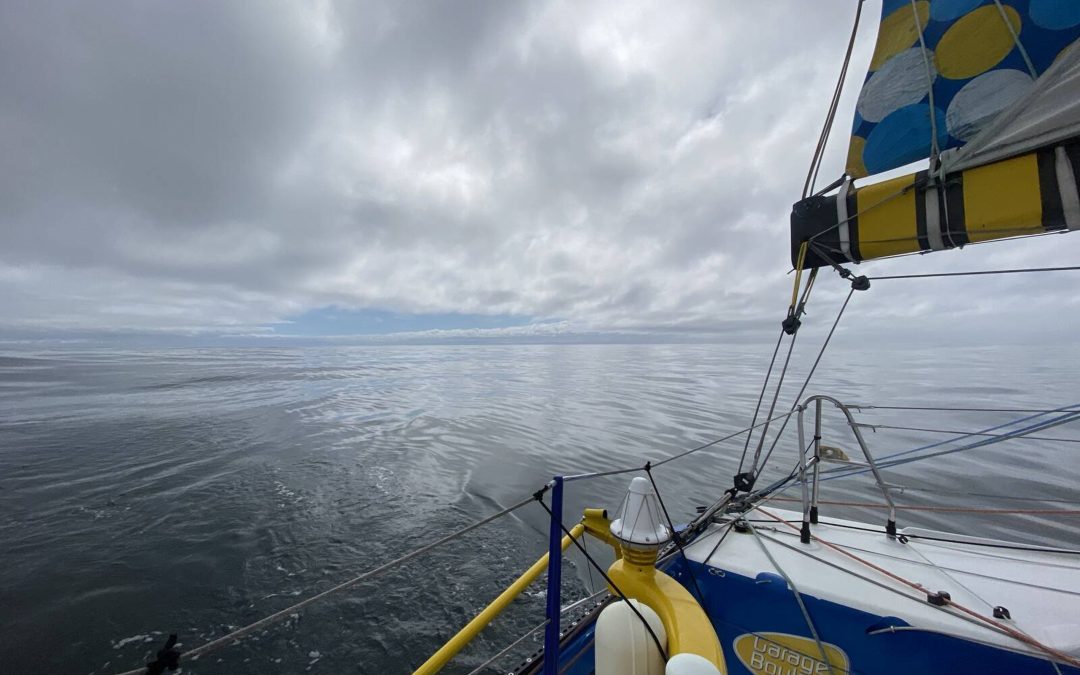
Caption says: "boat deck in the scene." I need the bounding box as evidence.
[685,506,1080,658]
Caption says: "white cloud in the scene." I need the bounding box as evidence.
[1,1,1076,342]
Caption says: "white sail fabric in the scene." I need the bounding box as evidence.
[943,39,1080,173]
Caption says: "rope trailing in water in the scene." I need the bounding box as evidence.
[112,494,538,675]
[756,508,1080,668]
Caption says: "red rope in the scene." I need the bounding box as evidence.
[769,497,1080,516]
[756,507,1080,668]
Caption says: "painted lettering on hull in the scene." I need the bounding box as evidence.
[733,632,849,675]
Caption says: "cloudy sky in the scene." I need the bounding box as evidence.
[1,1,1076,343]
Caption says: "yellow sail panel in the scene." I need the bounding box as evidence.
[856,173,918,260]
[790,143,1078,269]
[963,153,1044,243]
[846,0,1080,179]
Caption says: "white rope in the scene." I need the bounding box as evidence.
[909,0,940,163]
[992,0,1038,78]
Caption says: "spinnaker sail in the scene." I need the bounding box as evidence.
[792,0,1080,269]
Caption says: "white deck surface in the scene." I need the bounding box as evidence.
[685,506,1080,657]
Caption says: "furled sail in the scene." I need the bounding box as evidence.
[791,0,1080,269]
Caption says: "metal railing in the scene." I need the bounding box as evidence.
[795,395,898,542]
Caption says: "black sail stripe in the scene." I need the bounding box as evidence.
[846,189,861,262]
[1038,147,1067,231]
[914,170,930,251]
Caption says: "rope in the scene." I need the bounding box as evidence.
[754,288,857,477]
[803,0,864,198]
[869,265,1080,281]
[535,499,669,662]
[767,498,1080,516]
[853,422,1080,444]
[992,0,1037,78]
[853,405,1080,414]
[768,518,1080,556]
[112,494,537,675]
[756,508,1080,668]
[737,331,785,474]
[819,408,1080,482]
[909,0,940,163]
[645,464,710,611]
[746,522,837,675]
[744,260,819,480]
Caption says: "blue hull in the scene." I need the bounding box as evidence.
[534,557,1078,675]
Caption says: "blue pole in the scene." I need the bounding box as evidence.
[542,476,564,675]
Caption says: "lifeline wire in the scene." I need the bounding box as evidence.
[112,494,538,675]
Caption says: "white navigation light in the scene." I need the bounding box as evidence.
[610,476,671,549]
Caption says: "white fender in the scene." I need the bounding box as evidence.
[665,652,723,675]
[595,599,667,675]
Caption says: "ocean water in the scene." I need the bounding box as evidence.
[0,343,1078,674]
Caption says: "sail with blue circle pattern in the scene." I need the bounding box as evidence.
[847,0,1080,179]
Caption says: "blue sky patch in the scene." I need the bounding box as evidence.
[273,307,534,336]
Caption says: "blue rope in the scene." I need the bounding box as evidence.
[818,404,1080,483]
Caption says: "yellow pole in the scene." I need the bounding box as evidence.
[413,522,586,675]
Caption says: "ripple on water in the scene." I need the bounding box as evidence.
[0,344,1077,673]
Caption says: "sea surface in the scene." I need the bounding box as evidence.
[1,342,1078,674]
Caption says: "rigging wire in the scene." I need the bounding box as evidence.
[747,258,820,479]
[737,331,786,474]
[753,288,857,479]
[645,464,711,613]
[803,0,865,198]
[766,498,1080,517]
[868,265,1080,281]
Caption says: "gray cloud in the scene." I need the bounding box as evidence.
[1,1,1075,341]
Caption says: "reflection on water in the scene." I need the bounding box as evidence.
[0,344,1077,673]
